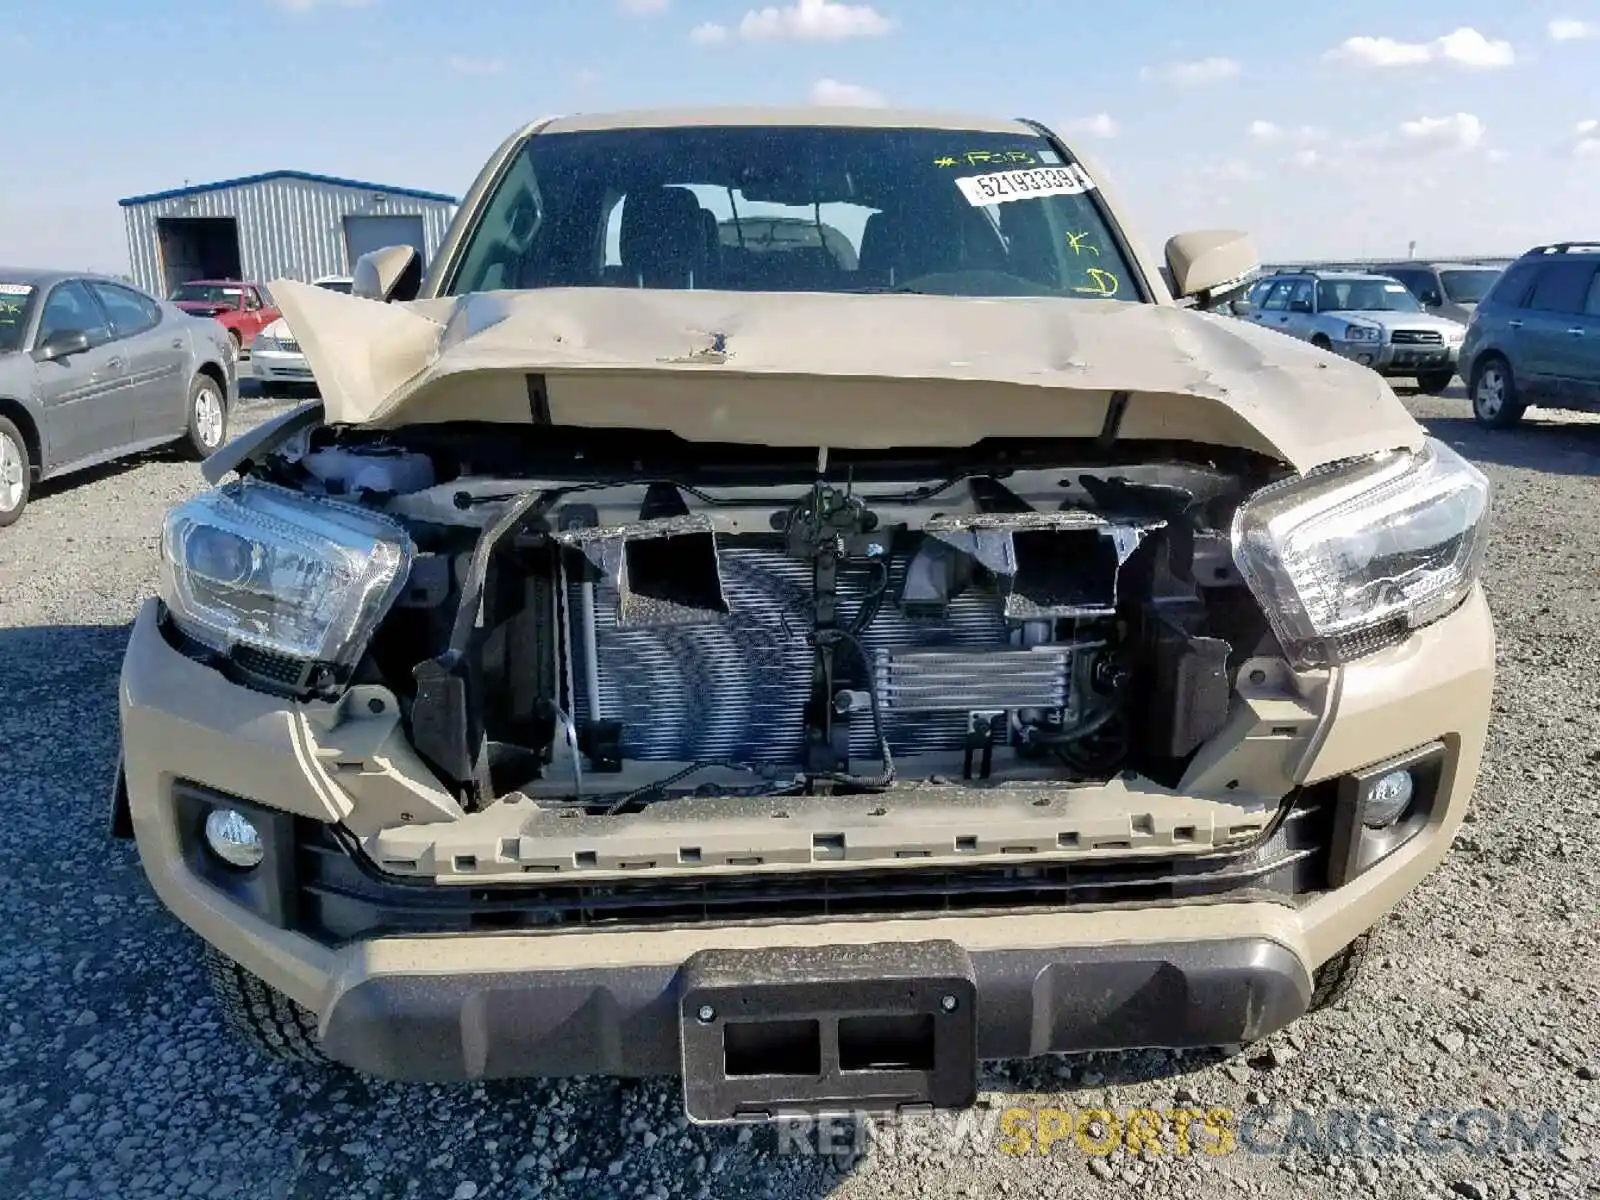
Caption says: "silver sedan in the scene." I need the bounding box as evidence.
[0,267,238,526]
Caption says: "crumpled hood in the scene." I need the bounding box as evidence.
[268,279,1426,474]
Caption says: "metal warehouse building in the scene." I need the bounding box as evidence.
[119,170,458,298]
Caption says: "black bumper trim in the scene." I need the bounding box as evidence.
[317,935,1311,1088]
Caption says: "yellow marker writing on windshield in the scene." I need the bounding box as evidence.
[1073,268,1120,297]
[1065,231,1099,257]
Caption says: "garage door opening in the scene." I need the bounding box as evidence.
[343,214,426,273]
[157,217,242,297]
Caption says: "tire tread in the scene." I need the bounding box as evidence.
[203,944,327,1063]
[1307,931,1371,1012]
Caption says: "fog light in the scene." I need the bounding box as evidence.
[1357,353,1374,365]
[1363,770,1414,828]
[204,808,264,869]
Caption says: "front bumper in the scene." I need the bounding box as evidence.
[249,346,315,386]
[315,921,1310,1118]
[117,588,1494,1096]
[1337,339,1461,376]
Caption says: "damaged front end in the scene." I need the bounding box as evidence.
[153,411,1355,888]
[154,368,1490,896]
[389,453,1256,813]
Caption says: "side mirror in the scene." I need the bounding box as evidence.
[33,329,92,362]
[1228,297,1253,315]
[351,245,422,303]
[1164,229,1260,302]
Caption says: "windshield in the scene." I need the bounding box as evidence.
[1316,278,1423,313]
[0,283,35,353]
[447,125,1142,301]
[1440,268,1501,304]
[315,279,353,294]
[171,283,243,306]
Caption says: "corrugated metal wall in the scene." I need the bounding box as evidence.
[124,176,456,296]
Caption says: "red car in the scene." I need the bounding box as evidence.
[168,280,280,358]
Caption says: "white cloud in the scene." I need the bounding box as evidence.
[1060,113,1119,139]
[809,78,886,107]
[1326,36,1431,67]
[447,54,505,75]
[1200,159,1262,184]
[738,0,893,41]
[1325,27,1514,69]
[1281,114,1486,171]
[1140,56,1241,85]
[1572,119,1600,156]
[1549,18,1598,41]
[618,0,668,12]
[1248,121,1324,145]
[1394,112,1486,153]
[690,21,730,43]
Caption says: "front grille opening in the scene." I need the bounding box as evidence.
[725,1019,821,1077]
[290,784,1335,943]
[839,1015,935,1072]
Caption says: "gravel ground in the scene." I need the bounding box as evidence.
[1,387,1596,1200]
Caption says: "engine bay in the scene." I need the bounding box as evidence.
[249,420,1287,816]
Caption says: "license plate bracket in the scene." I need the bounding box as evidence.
[678,940,977,1124]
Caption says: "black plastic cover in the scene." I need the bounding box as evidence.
[678,941,977,1123]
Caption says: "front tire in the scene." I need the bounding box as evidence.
[1416,369,1455,395]
[0,416,32,527]
[1470,355,1525,429]
[203,944,328,1064]
[183,374,228,460]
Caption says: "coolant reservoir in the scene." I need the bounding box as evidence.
[301,446,435,497]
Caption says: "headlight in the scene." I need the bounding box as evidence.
[159,480,414,683]
[1230,437,1491,670]
[1343,324,1381,342]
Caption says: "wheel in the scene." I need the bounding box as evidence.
[1470,355,1525,429]
[227,328,242,361]
[1307,931,1371,1012]
[203,944,328,1064]
[1416,369,1455,395]
[0,416,32,527]
[183,373,228,459]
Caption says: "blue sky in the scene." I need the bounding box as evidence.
[3,0,1598,272]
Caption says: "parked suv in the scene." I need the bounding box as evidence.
[1459,242,1600,429]
[113,106,1495,1125]
[1240,270,1466,393]
[1371,261,1505,327]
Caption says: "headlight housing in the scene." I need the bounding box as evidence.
[252,331,281,353]
[159,480,414,689]
[1343,324,1381,342]
[1231,437,1491,670]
